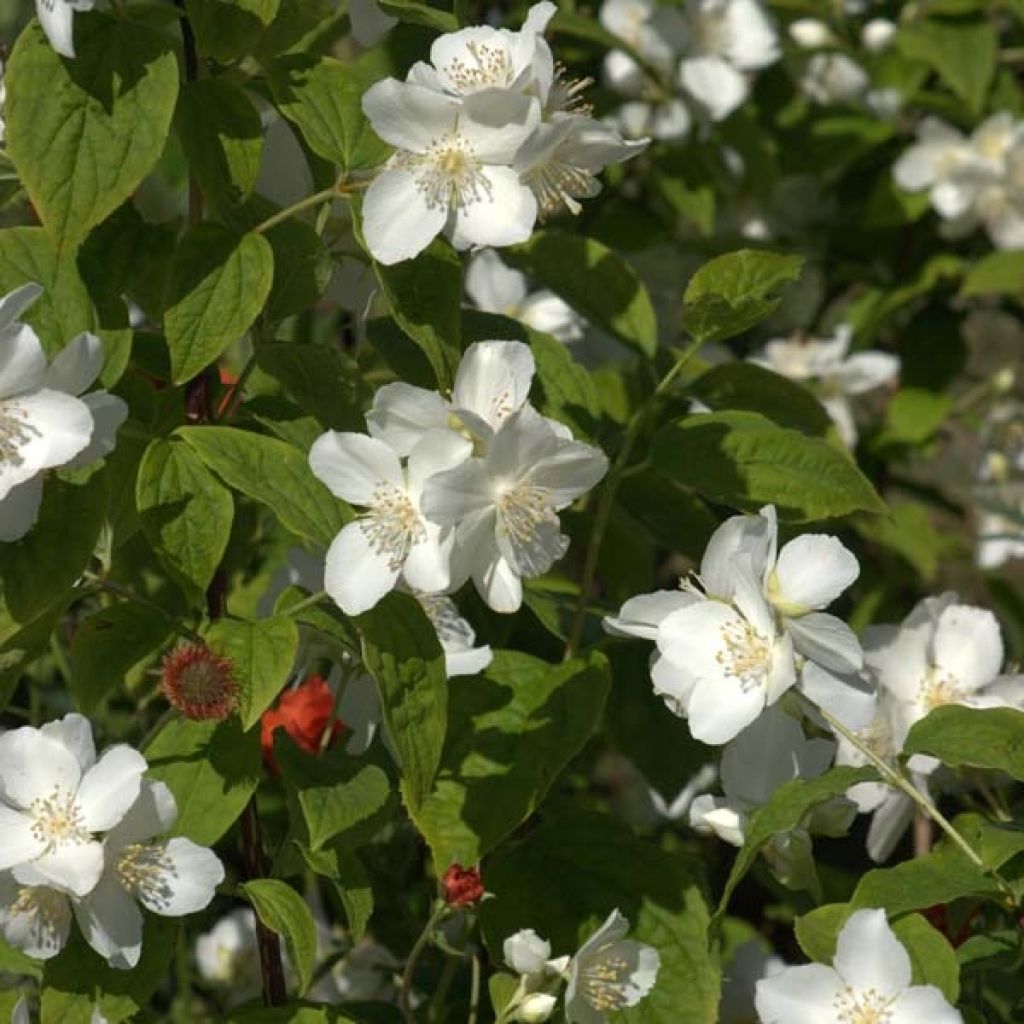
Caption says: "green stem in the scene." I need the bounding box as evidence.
[279,589,329,619]
[402,903,449,1024]
[564,340,704,657]
[252,183,359,236]
[467,953,481,1024]
[813,700,1016,902]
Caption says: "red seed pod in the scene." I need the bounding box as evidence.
[161,644,238,721]
[442,863,484,907]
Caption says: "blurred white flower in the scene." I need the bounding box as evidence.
[788,19,833,50]
[520,993,558,1022]
[422,406,608,612]
[755,908,963,1024]
[37,0,96,59]
[326,938,401,1002]
[465,250,585,346]
[195,907,261,997]
[862,17,897,53]
[564,909,660,1022]
[800,53,869,105]
[750,324,900,447]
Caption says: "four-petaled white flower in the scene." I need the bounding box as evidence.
[465,250,586,346]
[750,325,900,447]
[422,405,608,612]
[564,909,660,1023]
[36,0,96,60]
[0,713,146,898]
[361,81,541,264]
[755,908,963,1024]
[310,428,472,615]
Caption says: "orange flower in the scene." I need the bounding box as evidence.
[261,676,344,771]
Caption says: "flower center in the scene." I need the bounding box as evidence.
[443,41,512,91]
[403,133,491,212]
[9,885,67,955]
[117,842,176,910]
[361,484,425,571]
[918,666,964,712]
[30,787,88,848]
[495,481,556,545]
[523,157,595,218]
[835,986,895,1024]
[0,400,40,467]
[716,615,772,690]
[581,950,632,1012]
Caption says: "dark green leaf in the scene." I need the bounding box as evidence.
[243,879,318,995]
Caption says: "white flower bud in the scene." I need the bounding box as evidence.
[788,18,833,49]
[862,18,897,53]
[504,929,553,976]
[519,993,558,1022]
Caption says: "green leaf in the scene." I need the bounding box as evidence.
[959,250,1024,298]
[176,79,264,215]
[5,15,178,251]
[411,650,611,871]
[481,812,720,1024]
[256,342,370,432]
[876,388,951,446]
[243,878,318,995]
[42,918,178,1023]
[689,361,832,436]
[264,218,333,322]
[178,425,349,547]
[269,54,391,170]
[137,439,235,600]
[371,238,463,389]
[228,1006,370,1024]
[69,603,174,714]
[376,0,458,31]
[682,249,804,344]
[146,716,261,845]
[899,19,997,113]
[504,230,657,357]
[796,908,961,1004]
[905,706,1024,781]
[279,742,390,851]
[356,592,447,813]
[205,616,299,731]
[714,765,877,923]
[164,224,274,383]
[0,474,107,623]
[652,411,886,521]
[185,0,281,60]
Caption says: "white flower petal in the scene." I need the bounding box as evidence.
[0,283,43,335]
[324,521,401,616]
[528,442,609,507]
[66,391,128,469]
[787,613,863,675]
[40,713,96,774]
[465,249,529,314]
[348,0,397,46]
[361,79,459,152]
[889,985,963,1024]
[107,779,178,849]
[833,352,900,395]
[771,535,859,613]
[74,871,144,969]
[475,552,523,613]
[700,509,776,600]
[421,460,494,525]
[650,651,697,712]
[402,523,453,594]
[406,429,473,493]
[833,908,912,996]
[0,323,46,399]
[687,673,766,745]
[453,340,535,432]
[366,382,449,456]
[866,790,915,863]
[933,604,1003,692]
[361,166,448,265]
[680,56,748,121]
[7,388,94,472]
[449,165,538,251]
[754,963,844,1024]
[0,879,71,960]
[603,590,696,640]
[37,0,78,57]
[133,837,224,916]
[0,726,83,810]
[44,332,104,396]
[801,661,877,731]
[15,839,104,897]
[0,805,46,870]
[0,475,45,542]
[76,745,147,834]
[309,431,404,505]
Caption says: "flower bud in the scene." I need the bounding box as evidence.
[442,863,484,906]
[161,644,238,721]
[504,928,552,975]
[518,993,557,1022]
[788,18,833,49]
[862,18,897,53]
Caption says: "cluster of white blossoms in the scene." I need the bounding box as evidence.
[0,284,128,543]
[600,0,779,142]
[895,111,1024,250]
[972,401,1024,570]
[360,3,646,265]
[309,339,608,616]
[756,908,963,1023]
[500,910,659,1023]
[606,504,870,744]
[0,714,223,968]
[749,324,900,447]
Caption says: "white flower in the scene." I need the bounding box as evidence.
[309,429,472,615]
[465,250,586,346]
[72,780,223,969]
[520,993,558,1022]
[0,290,127,542]
[407,2,557,101]
[514,114,647,218]
[800,53,869,106]
[0,714,146,898]
[689,706,843,846]
[788,19,833,50]
[367,339,537,455]
[893,118,975,217]
[750,325,900,447]
[36,0,96,59]
[862,18,897,53]
[610,99,692,142]
[504,927,553,975]
[564,909,660,1022]
[416,593,493,676]
[422,406,608,612]
[195,907,260,990]
[361,81,540,264]
[755,908,963,1024]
